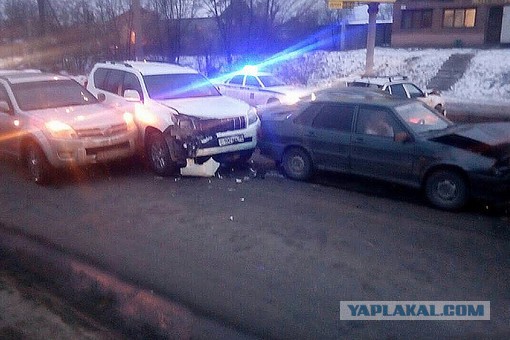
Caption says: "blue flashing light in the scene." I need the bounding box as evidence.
[242,65,259,76]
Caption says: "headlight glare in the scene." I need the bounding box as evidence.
[123,112,136,129]
[45,120,77,139]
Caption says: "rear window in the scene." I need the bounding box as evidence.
[12,79,98,111]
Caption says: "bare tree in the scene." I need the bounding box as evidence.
[148,0,199,62]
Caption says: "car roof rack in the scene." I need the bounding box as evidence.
[360,75,408,82]
[102,61,133,68]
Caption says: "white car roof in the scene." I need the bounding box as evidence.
[95,61,199,76]
[0,72,69,84]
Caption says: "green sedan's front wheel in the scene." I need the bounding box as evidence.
[282,147,312,181]
[425,170,468,210]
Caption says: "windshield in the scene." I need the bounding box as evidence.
[258,75,286,87]
[395,102,451,134]
[144,73,221,100]
[12,79,97,111]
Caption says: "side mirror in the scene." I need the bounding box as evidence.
[124,89,141,102]
[97,93,106,102]
[394,131,411,143]
[0,101,11,114]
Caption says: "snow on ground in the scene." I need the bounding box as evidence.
[266,47,510,105]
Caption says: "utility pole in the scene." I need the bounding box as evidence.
[364,2,379,76]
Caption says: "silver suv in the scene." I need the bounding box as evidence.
[349,76,446,115]
[0,71,138,184]
[87,61,260,176]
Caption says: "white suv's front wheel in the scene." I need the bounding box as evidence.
[146,132,177,176]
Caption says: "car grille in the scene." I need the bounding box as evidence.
[196,116,246,134]
[76,123,128,138]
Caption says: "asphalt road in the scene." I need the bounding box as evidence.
[0,152,509,339]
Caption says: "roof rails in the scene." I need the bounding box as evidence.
[103,61,133,68]
[360,75,408,82]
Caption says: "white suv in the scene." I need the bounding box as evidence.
[0,71,138,184]
[87,61,260,176]
[349,76,446,115]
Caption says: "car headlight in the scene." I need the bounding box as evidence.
[123,112,136,130]
[45,120,77,139]
[134,103,157,125]
[247,107,259,125]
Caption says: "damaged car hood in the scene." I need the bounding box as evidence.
[157,96,250,119]
[430,122,510,157]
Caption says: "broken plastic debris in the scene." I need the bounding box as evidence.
[229,216,234,221]
[236,178,242,183]
[180,158,220,177]
[241,198,245,202]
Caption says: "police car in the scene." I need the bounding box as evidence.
[217,66,309,107]
[348,76,446,115]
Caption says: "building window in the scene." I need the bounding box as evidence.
[443,8,476,28]
[401,9,433,29]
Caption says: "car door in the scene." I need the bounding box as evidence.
[244,75,264,106]
[222,75,247,102]
[300,103,355,172]
[350,106,417,182]
[0,83,18,155]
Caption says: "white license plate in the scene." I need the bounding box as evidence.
[218,134,245,146]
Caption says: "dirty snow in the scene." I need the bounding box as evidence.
[267,47,510,105]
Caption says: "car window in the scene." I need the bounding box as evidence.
[403,83,424,98]
[122,72,144,100]
[356,107,401,138]
[395,102,450,133]
[144,73,221,100]
[257,75,286,87]
[245,76,261,87]
[293,103,323,126]
[0,84,12,113]
[312,104,355,132]
[93,67,108,91]
[350,82,380,89]
[11,79,98,111]
[229,75,245,85]
[103,69,125,95]
[388,84,408,98]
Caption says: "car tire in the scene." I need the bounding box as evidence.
[25,141,52,184]
[282,147,312,180]
[425,170,468,210]
[146,132,177,176]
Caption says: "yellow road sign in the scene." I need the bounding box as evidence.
[329,0,396,9]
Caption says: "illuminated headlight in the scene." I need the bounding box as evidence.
[45,120,77,139]
[123,112,136,130]
[247,108,259,125]
[134,103,157,125]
